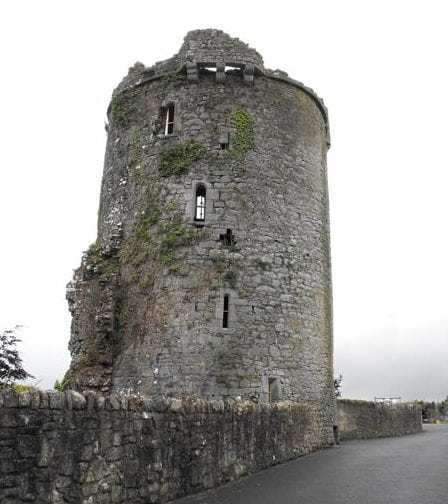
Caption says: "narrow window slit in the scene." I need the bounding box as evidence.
[195,185,206,221]
[268,378,279,404]
[222,294,229,328]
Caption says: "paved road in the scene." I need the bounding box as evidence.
[173,425,448,504]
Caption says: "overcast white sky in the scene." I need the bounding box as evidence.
[1,0,447,401]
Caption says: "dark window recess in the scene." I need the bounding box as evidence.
[219,133,229,150]
[195,185,206,221]
[268,378,280,404]
[164,104,175,135]
[222,294,229,328]
[194,302,198,312]
[219,229,235,247]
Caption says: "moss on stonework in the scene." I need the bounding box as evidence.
[129,273,140,284]
[129,130,143,170]
[111,88,137,127]
[135,203,160,242]
[164,198,182,213]
[87,241,104,261]
[119,196,203,276]
[231,105,255,155]
[119,186,160,267]
[162,71,185,86]
[159,209,203,272]
[290,335,308,355]
[140,275,155,293]
[211,253,240,288]
[82,240,119,280]
[288,317,304,333]
[118,240,134,264]
[160,139,207,177]
[161,215,197,249]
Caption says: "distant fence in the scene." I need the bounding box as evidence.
[337,399,422,440]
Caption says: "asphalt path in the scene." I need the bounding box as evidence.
[172,424,448,504]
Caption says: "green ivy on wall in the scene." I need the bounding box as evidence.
[231,105,255,155]
[159,139,207,177]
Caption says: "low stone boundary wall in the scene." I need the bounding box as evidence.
[0,391,331,503]
[337,399,422,440]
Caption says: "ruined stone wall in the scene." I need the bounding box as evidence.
[177,29,264,69]
[67,30,333,425]
[0,390,329,504]
[337,399,422,440]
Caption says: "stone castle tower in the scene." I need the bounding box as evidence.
[67,29,333,411]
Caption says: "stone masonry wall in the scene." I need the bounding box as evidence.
[0,390,329,504]
[68,30,334,423]
[337,399,422,440]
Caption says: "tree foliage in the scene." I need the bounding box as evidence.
[54,370,71,392]
[0,326,33,389]
[334,374,343,398]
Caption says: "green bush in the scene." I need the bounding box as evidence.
[54,371,71,391]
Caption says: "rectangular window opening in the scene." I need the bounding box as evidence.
[268,378,279,404]
[219,133,229,150]
[199,64,217,73]
[165,104,175,135]
[195,195,205,220]
[225,65,242,73]
[195,185,206,221]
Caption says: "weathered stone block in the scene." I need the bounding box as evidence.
[66,391,87,410]
[4,392,19,409]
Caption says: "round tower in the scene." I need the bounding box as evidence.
[67,29,333,412]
